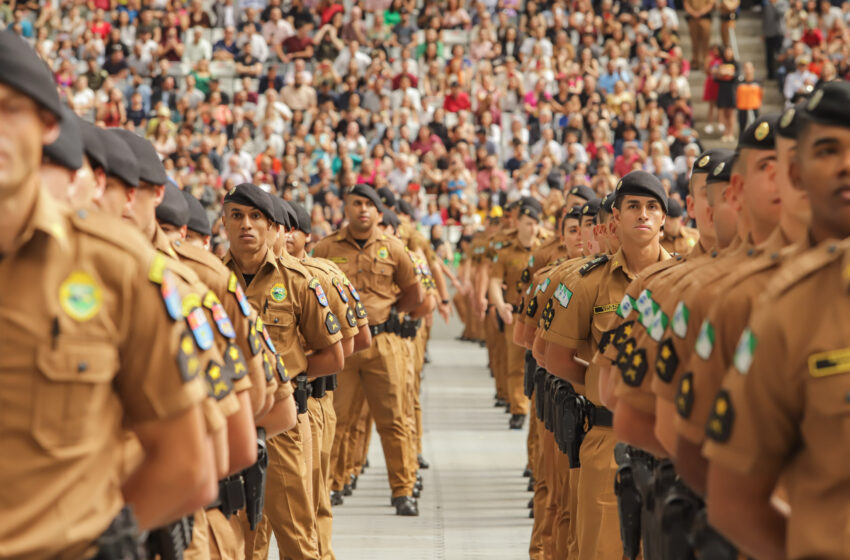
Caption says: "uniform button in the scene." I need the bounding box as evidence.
[274,318,279,323]
[828,245,837,253]
[77,362,88,373]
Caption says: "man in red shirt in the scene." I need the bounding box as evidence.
[443,77,471,112]
[614,140,644,177]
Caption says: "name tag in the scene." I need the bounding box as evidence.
[593,303,619,315]
[809,348,850,378]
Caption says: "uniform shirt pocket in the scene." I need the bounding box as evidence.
[34,338,117,456]
[370,260,395,292]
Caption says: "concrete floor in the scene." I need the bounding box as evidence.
[270,315,534,559]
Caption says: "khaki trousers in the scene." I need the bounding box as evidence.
[504,321,530,415]
[330,332,417,498]
[575,427,623,560]
[316,393,336,560]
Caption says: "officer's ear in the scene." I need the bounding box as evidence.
[39,108,60,146]
[788,156,804,192]
[685,193,695,217]
[153,183,166,206]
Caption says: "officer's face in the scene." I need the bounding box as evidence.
[562,217,583,258]
[159,221,186,243]
[580,215,596,254]
[0,83,59,197]
[775,136,810,229]
[737,148,780,232]
[344,195,379,234]
[286,228,308,256]
[516,214,539,243]
[613,195,665,245]
[68,156,103,209]
[97,176,135,219]
[222,202,275,255]
[40,163,75,205]
[663,215,682,236]
[129,183,165,239]
[791,121,850,240]
[185,229,210,250]
[706,182,739,248]
[687,172,714,245]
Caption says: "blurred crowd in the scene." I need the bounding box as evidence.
[7,0,774,253]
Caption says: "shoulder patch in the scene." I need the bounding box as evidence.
[309,277,329,307]
[204,360,233,401]
[224,342,249,381]
[325,312,341,334]
[733,327,757,375]
[203,291,236,339]
[553,283,573,308]
[183,294,215,351]
[612,320,635,351]
[541,298,556,330]
[346,307,358,327]
[247,321,262,356]
[344,277,361,302]
[676,372,695,419]
[526,295,539,318]
[256,317,276,354]
[579,254,609,276]
[655,338,679,383]
[616,338,637,372]
[332,277,349,303]
[228,272,252,317]
[176,331,201,382]
[261,351,274,382]
[621,347,648,387]
[354,301,367,319]
[705,390,735,442]
[275,353,289,382]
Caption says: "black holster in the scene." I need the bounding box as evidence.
[534,368,548,421]
[146,516,193,560]
[614,443,643,560]
[400,316,420,339]
[690,508,739,560]
[91,506,146,560]
[387,308,402,336]
[294,374,309,414]
[523,351,536,398]
[243,428,268,531]
[656,464,697,560]
[214,474,247,518]
[311,377,327,399]
[327,374,338,391]
[561,388,585,468]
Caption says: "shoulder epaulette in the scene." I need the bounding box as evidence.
[278,255,312,279]
[172,240,227,273]
[70,209,153,259]
[579,254,609,276]
[765,240,846,297]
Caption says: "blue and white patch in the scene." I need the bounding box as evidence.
[553,283,573,308]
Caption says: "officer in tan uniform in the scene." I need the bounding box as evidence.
[660,198,700,255]
[184,190,214,250]
[311,184,424,516]
[684,0,714,67]
[704,81,850,560]
[539,171,671,560]
[221,183,345,560]
[0,30,216,558]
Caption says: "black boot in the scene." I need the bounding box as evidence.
[418,454,430,469]
[330,491,344,506]
[391,496,419,516]
[509,414,525,429]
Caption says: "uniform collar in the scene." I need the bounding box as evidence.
[152,224,180,259]
[223,246,279,277]
[609,245,672,281]
[341,225,383,249]
[11,187,70,254]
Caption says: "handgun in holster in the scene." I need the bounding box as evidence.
[92,505,146,560]
[543,375,558,432]
[614,443,642,560]
[523,351,536,398]
[327,373,338,391]
[534,369,548,422]
[216,474,247,518]
[243,427,269,531]
[293,374,309,414]
[562,392,586,468]
[552,382,568,452]
[629,446,660,560]
[387,308,402,336]
[690,507,739,560]
[146,515,193,560]
[401,316,420,339]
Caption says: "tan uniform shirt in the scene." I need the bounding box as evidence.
[299,256,360,342]
[491,237,541,309]
[661,226,700,256]
[0,192,207,559]
[523,256,590,329]
[703,238,850,560]
[311,226,419,325]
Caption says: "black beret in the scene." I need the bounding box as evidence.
[518,204,541,221]
[0,30,62,117]
[600,192,616,213]
[580,198,602,217]
[546,171,563,191]
[78,120,107,170]
[377,187,397,209]
[290,202,312,235]
[156,183,190,227]
[737,113,779,151]
[100,129,140,187]
[800,80,850,130]
[520,196,543,215]
[692,148,734,174]
[279,199,299,230]
[666,198,684,218]
[564,206,583,221]
[568,184,595,202]
[344,184,384,210]
[505,200,520,211]
[381,207,400,230]
[705,151,735,185]
[43,105,83,171]
[269,194,290,227]
[614,170,668,213]
[224,183,276,222]
[183,190,211,236]
[397,199,415,218]
[777,102,805,139]
[113,129,169,185]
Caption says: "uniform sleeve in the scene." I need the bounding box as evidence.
[702,308,804,476]
[220,284,266,400]
[539,274,595,349]
[320,269,358,339]
[311,238,330,259]
[116,267,207,424]
[393,241,419,291]
[297,275,344,351]
[612,329,659,414]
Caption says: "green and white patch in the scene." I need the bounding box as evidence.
[648,312,669,342]
[537,277,551,294]
[528,255,535,267]
[672,301,689,338]
[733,328,758,374]
[616,293,636,318]
[695,320,715,360]
[640,300,661,330]
[553,283,573,308]
[636,289,654,316]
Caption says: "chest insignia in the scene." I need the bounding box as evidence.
[59,270,102,322]
[378,247,389,260]
[270,282,287,302]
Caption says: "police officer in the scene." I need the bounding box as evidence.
[660,198,700,255]
[704,81,850,560]
[0,29,216,557]
[183,189,214,249]
[221,183,344,559]
[311,184,424,516]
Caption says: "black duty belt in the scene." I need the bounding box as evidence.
[588,402,614,427]
[310,377,327,399]
[327,374,338,391]
[369,321,392,336]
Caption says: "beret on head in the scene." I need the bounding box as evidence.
[581,197,602,217]
[692,148,734,175]
[113,129,169,185]
[0,30,62,117]
[397,199,415,218]
[345,184,384,210]
[279,199,299,230]
[381,207,400,230]
[377,186,397,209]
[800,80,850,130]
[100,129,140,187]
[520,196,543,215]
[600,192,616,213]
[568,184,595,202]
[269,195,290,227]
[666,197,684,218]
[156,182,190,227]
[290,202,312,235]
[705,151,736,185]
[43,105,83,171]
[777,102,805,139]
[737,113,779,151]
[615,170,668,213]
[78,120,107,170]
[518,204,541,221]
[183,190,211,236]
[565,205,583,221]
[224,183,277,222]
